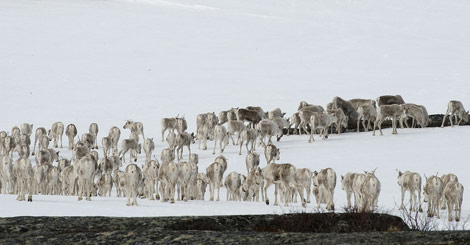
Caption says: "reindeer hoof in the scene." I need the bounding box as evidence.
[28,197,32,202]
[266,200,269,205]
[170,199,175,204]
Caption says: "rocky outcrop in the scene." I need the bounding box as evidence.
[1,214,469,244]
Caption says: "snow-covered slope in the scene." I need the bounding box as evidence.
[1,0,469,228]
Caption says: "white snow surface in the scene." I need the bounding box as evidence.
[1,0,469,228]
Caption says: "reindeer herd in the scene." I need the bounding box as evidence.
[0,95,467,222]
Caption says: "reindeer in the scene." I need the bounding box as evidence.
[212,125,229,155]
[125,164,142,206]
[65,124,77,150]
[357,104,377,132]
[176,116,188,134]
[143,138,155,162]
[88,123,99,149]
[161,117,177,142]
[118,139,141,163]
[20,123,33,137]
[239,128,257,155]
[376,95,405,106]
[397,170,423,212]
[32,127,47,155]
[48,122,64,148]
[108,126,121,155]
[256,119,281,147]
[312,168,336,211]
[440,100,469,127]
[372,104,404,136]
[227,120,245,145]
[124,120,145,142]
[175,132,195,160]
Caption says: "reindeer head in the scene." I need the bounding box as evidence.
[423,174,429,202]
[312,171,320,187]
[161,148,175,163]
[396,169,405,186]
[463,111,470,123]
[189,153,199,165]
[341,175,345,190]
[150,160,159,172]
[123,120,133,129]
[190,132,196,144]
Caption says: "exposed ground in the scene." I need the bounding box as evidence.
[1,214,470,244]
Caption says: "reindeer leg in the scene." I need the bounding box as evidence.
[379,120,384,136]
[212,139,217,155]
[203,134,207,150]
[274,183,279,206]
[198,135,201,149]
[372,119,377,136]
[264,181,271,205]
[309,126,314,143]
[441,111,449,127]
[399,188,405,210]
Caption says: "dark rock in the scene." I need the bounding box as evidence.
[1,215,469,244]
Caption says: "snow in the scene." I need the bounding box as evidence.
[0,0,469,228]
